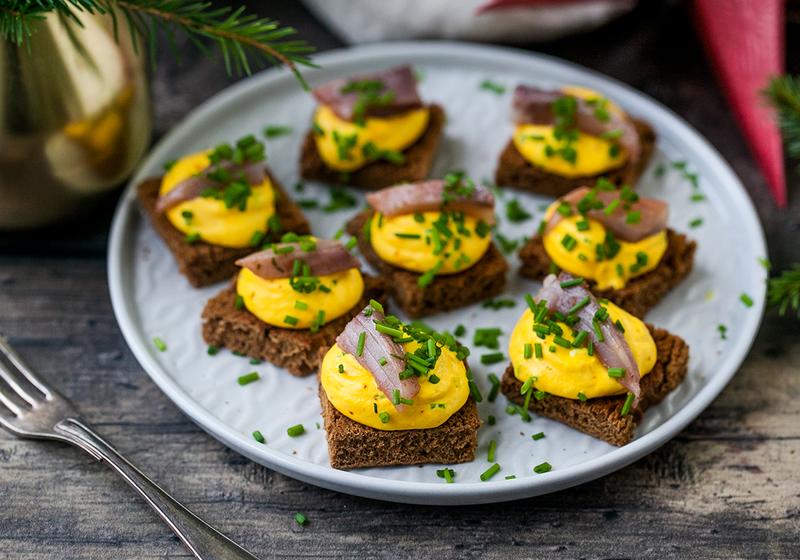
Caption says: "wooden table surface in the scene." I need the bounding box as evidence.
[1,1,798,558]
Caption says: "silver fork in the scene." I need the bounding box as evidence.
[0,336,260,560]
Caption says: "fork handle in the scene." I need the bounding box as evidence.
[55,418,260,560]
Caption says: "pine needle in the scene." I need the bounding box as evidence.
[768,265,800,318]
[763,74,800,173]
[0,0,316,88]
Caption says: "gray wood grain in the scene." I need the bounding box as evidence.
[1,1,799,558]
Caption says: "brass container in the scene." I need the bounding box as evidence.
[0,11,151,229]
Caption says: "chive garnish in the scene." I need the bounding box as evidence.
[207,345,219,356]
[378,356,388,366]
[234,295,245,310]
[603,199,620,215]
[523,343,533,359]
[454,324,466,337]
[283,315,299,326]
[534,343,543,359]
[294,512,308,526]
[369,299,384,313]
[394,232,421,239]
[356,331,366,356]
[480,463,501,481]
[620,392,635,417]
[436,468,455,483]
[520,377,534,395]
[740,293,754,308]
[487,415,496,426]
[287,424,305,437]
[481,352,505,365]
[238,372,260,385]
[572,331,588,348]
[531,432,545,441]
[428,374,441,384]
[152,337,167,352]
[553,336,571,349]
[567,296,590,314]
[559,277,584,288]
[607,367,625,378]
[252,430,265,444]
[185,232,201,245]
[338,364,344,373]
[378,411,390,423]
[614,319,625,332]
[375,324,404,338]
[689,217,704,228]
[294,301,308,310]
[487,439,497,462]
[561,234,577,251]
[533,462,552,474]
[487,373,501,402]
[577,392,588,402]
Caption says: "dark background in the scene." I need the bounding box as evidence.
[0,1,798,558]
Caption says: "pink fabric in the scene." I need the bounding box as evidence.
[694,0,786,206]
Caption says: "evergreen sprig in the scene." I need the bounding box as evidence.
[768,265,800,318]
[764,74,800,174]
[0,0,315,88]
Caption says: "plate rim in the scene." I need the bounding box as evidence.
[108,40,767,505]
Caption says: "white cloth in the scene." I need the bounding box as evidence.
[301,0,636,44]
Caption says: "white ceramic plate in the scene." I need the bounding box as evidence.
[108,42,767,505]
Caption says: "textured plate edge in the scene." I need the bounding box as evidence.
[107,40,767,505]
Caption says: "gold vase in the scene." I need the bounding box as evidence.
[0,11,151,229]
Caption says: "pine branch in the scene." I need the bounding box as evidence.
[764,74,800,172]
[0,0,316,88]
[768,265,800,318]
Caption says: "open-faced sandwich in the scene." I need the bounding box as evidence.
[319,301,481,469]
[137,135,310,287]
[345,175,509,317]
[494,85,656,196]
[501,273,689,446]
[299,65,445,189]
[202,234,387,376]
[518,182,696,317]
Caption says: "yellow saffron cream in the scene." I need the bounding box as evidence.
[509,301,656,400]
[512,86,628,177]
[320,342,469,430]
[313,105,430,172]
[541,201,667,291]
[160,150,275,248]
[369,211,492,275]
[236,267,364,330]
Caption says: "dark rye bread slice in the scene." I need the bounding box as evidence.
[319,385,481,469]
[494,118,656,197]
[137,172,310,288]
[201,275,387,377]
[299,104,445,190]
[518,229,696,318]
[501,325,689,446]
[346,210,508,318]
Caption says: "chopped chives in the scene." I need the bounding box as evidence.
[345,237,357,250]
[520,376,534,395]
[378,411,390,423]
[607,367,625,378]
[572,330,588,348]
[252,430,265,444]
[287,424,305,437]
[487,439,497,462]
[369,299,384,313]
[505,475,517,480]
[620,392,635,417]
[375,324,404,338]
[207,345,219,356]
[394,232,421,239]
[740,293,754,308]
[553,336,572,349]
[689,217,704,228]
[249,230,265,247]
[234,295,245,310]
[356,332,366,356]
[481,352,505,365]
[533,462,552,474]
[436,468,455,483]
[487,415,496,426]
[614,319,625,332]
[523,343,533,359]
[625,210,641,224]
[577,392,588,402]
[392,388,400,405]
[561,234,577,251]
[567,296,590,314]
[283,315,299,326]
[249,358,261,365]
[338,364,344,373]
[454,324,466,337]
[603,199,620,215]
[237,372,260,385]
[185,232,201,245]
[428,374,441,384]
[587,339,594,356]
[487,373,501,402]
[531,432,545,441]
[480,463,501,481]
[378,356,388,366]
[294,512,308,526]
[294,300,308,310]
[559,277,584,288]
[549,345,556,353]
[534,343,543,359]
[152,337,167,352]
